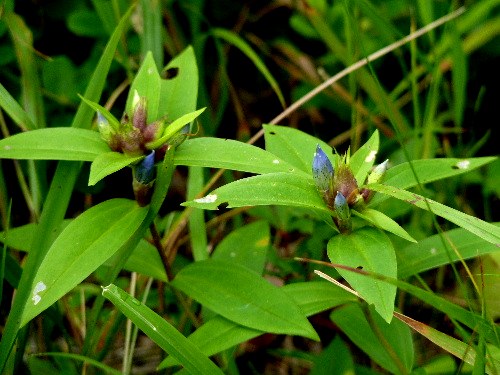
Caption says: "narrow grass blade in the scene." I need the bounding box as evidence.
[31,352,122,375]
[212,28,285,108]
[187,166,208,261]
[394,312,500,373]
[102,283,223,375]
[0,82,36,131]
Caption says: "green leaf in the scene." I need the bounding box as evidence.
[159,46,199,122]
[159,281,355,369]
[264,124,336,173]
[327,227,397,322]
[126,52,161,122]
[171,259,319,340]
[20,199,148,327]
[89,152,143,186]
[353,208,417,243]
[146,108,205,149]
[212,28,285,108]
[78,95,120,131]
[398,223,500,278]
[0,128,109,161]
[182,172,330,215]
[174,137,304,175]
[331,304,414,374]
[370,157,497,206]
[212,221,270,274]
[368,183,500,246]
[102,284,223,375]
[349,130,380,186]
[123,239,167,281]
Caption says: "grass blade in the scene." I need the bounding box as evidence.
[102,283,223,375]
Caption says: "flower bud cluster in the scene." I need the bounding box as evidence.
[312,145,388,233]
[97,92,177,160]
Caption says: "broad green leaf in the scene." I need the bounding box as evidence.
[212,28,285,108]
[126,51,161,122]
[102,284,223,375]
[171,259,319,340]
[21,199,148,326]
[146,108,205,149]
[394,312,500,373]
[212,221,270,275]
[310,336,354,375]
[353,208,417,243]
[398,223,500,278]
[123,240,167,281]
[370,157,497,206]
[89,152,143,186]
[174,137,304,175]
[182,172,330,215]
[263,124,336,173]
[0,128,109,161]
[349,130,379,186]
[331,304,413,375]
[159,46,199,122]
[368,183,500,246]
[327,227,397,322]
[159,281,356,369]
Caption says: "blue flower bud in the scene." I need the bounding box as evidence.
[312,145,334,204]
[134,150,156,185]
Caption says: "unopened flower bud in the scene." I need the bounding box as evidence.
[312,145,334,206]
[132,96,148,132]
[367,159,389,185]
[134,150,156,185]
[332,158,359,206]
[96,111,113,142]
[133,151,156,206]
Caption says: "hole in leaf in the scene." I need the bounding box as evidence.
[217,202,229,210]
[162,67,179,79]
[356,266,363,270]
[269,131,276,135]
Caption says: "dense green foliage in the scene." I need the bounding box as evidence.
[1,0,500,374]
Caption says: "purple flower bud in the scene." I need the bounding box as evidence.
[132,96,148,131]
[312,145,334,199]
[135,151,156,185]
[332,156,359,206]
